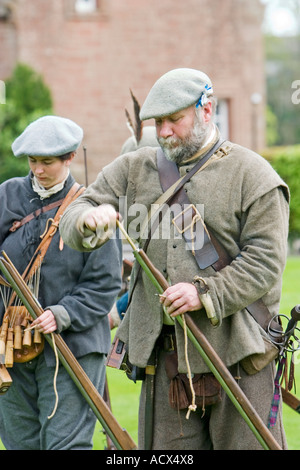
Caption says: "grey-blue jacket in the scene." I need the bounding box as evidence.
[0,172,122,366]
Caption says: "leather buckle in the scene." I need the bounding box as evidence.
[9,221,21,232]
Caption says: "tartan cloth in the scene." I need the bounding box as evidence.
[268,354,286,428]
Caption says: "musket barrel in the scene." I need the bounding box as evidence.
[138,250,169,291]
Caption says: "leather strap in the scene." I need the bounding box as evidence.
[156,143,228,270]
[157,147,282,336]
[9,199,65,232]
[22,182,85,283]
[158,138,225,198]
[143,140,225,268]
[6,183,85,310]
[126,141,224,311]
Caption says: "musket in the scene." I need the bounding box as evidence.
[276,305,300,353]
[281,388,300,414]
[116,220,282,451]
[0,251,136,451]
[267,305,300,422]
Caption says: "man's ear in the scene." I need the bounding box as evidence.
[202,101,213,123]
[66,151,76,166]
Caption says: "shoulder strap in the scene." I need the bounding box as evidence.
[9,199,65,233]
[6,183,85,309]
[127,141,225,311]
[22,183,85,283]
[156,138,225,207]
[156,146,281,335]
[151,140,226,269]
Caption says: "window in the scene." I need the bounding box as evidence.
[65,0,108,19]
[214,99,230,140]
[75,0,97,14]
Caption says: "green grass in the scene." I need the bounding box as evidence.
[0,257,299,450]
[93,368,141,450]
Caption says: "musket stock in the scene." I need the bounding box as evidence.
[0,252,136,451]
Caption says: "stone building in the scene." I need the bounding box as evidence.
[0,0,265,183]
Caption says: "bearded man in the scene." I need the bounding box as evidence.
[60,68,289,450]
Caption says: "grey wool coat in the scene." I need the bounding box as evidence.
[60,140,290,374]
[0,172,122,365]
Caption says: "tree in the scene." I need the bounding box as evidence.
[262,0,300,146]
[0,63,53,183]
[262,0,300,36]
[265,106,279,147]
[264,33,300,146]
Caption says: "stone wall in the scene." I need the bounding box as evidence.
[0,0,266,184]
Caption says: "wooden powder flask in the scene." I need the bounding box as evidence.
[0,313,13,393]
[2,306,44,367]
[0,304,44,395]
[0,316,8,358]
[0,183,85,395]
[0,365,12,394]
[0,183,85,369]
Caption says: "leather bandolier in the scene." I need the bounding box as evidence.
[155,144,283,338]
[0,183,84,386]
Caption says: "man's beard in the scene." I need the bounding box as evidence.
[158,114,211,164]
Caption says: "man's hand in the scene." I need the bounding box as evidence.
[30,309,57,334]
[77,204,119,248]
[84,204,118,233]
[160,282,203,317]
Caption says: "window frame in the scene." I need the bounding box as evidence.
[64,0,108,20]
[214,99,230,141]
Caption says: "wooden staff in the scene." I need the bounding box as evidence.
[0,251,136,451]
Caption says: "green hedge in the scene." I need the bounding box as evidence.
[262,145,300,239]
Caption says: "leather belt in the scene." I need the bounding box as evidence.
[9,199,64,232]
[154,142,224,269]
